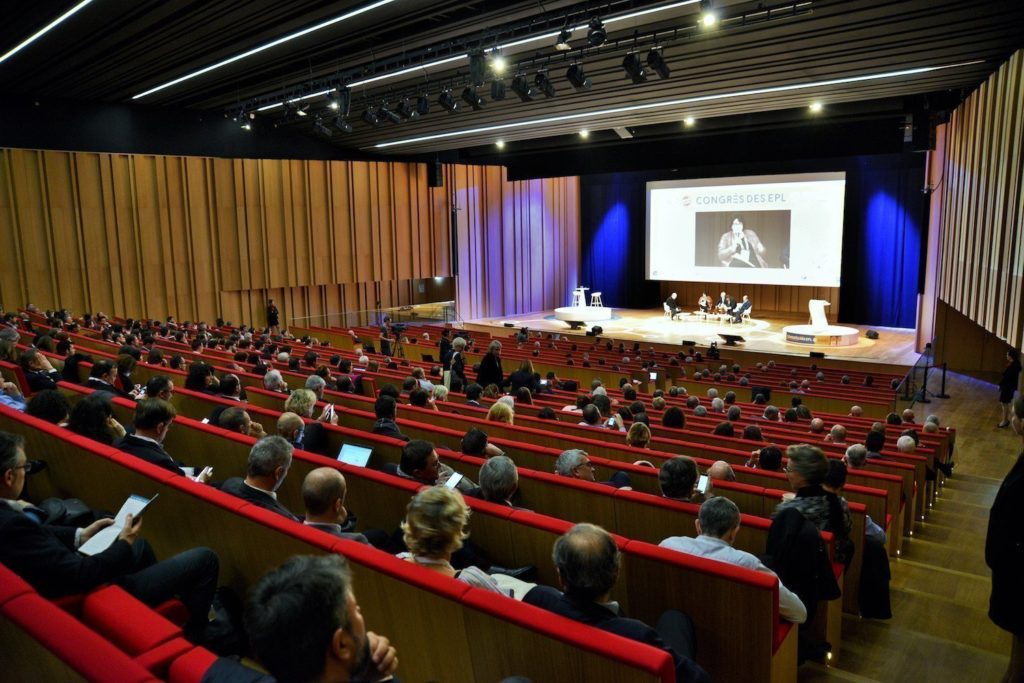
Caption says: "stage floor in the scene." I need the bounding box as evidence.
[464,308,920,366]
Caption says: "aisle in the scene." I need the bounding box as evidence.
[800,372,1015,681]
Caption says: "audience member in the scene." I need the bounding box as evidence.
[25,389,70,424]
[371,395,408,441]
[301,468,368,544]
[119,399,211,481]
[219,436,300,521]
[659,456,700,502]
[487,401,514,425]
[18,348,61,392]
[217,406,267,439]
[461,427,504,459]
[68,392,125,445]
[707,460,736,482]
[466,455,520,508]
[555,449,631,489]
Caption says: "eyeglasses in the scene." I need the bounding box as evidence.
[575,461,596,471]
[11,461,36,474]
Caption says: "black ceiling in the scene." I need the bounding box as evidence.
[1,0,1022,160]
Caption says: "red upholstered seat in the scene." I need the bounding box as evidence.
[134,637,196,677]
[81,585,182,655]
[0,563,33,607]
[2,593,156,682]
[167,647,218,683]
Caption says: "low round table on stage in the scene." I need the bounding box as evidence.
[782,324,860,346]
[554,306,613,329]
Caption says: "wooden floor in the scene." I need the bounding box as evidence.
[467,308,921,366]
[800,370,1015,682]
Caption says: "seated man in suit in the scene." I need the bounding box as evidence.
[660,497,807,623]
[660,456,702,503]
[461,427,505,459]
[18,348,62,392]
[555,448,631,489]
[464,455,521,509]
[118,398,212,482]
[664,292,681,320]
[86,359,137,399]
[300,468,368,544]
[523,523,710,683]
[217,406,266,439]
[388,439,476,494]
[0,431,219,641]
[370,395,408,442]
[244,555,398,683]
[143,375,175,402]
[732,295,752,323]
[219,436,300,521]
[206,373,243,426]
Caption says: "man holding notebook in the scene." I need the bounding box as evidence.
[0,431,219,641]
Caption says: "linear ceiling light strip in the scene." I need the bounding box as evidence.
[132,0,396,99]
[371,60,985,149]
[0,0,94,66]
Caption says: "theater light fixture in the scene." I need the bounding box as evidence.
[395,99,419,119]
[495,139,506,150]
[462,87,485,110]
[468,51,487,87]
[809,101,824,113]
[647,49,671,79]
[587,17,607,46]
[334,116,353,133]
[313,117,332,137]
[438,90,458,112]
[566,64,591,91]
[535,72,557,98]
[622,53,647,84]
[511,75,534,102]
[491,79,507,101]
[700,0,718,26]
[379,106,402,124]
[373,60,985,150]
[415,95,431,116]
[683,116,696,126]
[579,129,590,139]
[282,101,309,120]
[361,108,380,126]
[0,0,94,65]
[133,0,395,99]
[327,87,351,116]
[491,54,507,75]
[554,28,573,51]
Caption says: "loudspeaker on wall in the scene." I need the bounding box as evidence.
[427,159,443,187]
[866,330,879,340]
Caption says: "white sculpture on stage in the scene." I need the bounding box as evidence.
[808,299,831,331]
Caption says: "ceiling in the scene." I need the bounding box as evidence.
[1,0,1021,159]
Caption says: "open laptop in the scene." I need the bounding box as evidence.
[336,443,373,468]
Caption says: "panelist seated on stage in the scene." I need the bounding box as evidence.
[698,293,711,312]
[715,291,736,314]
[732,295,752,323]
[717,217,768,268]
[664,293,681,320]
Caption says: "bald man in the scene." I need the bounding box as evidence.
[301,467,368,544]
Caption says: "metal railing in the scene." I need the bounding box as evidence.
[895,341,951,408]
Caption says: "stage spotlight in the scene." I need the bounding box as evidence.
[333,116,353,133]
[415,94,431,116]
[490,79,506,101]
[554,28,573,51]
[461,87,485,110]
[395,99,419,119]
[379,106,402,124]
[495,139,505,150]
[566,64,591,91]
[313,116,332,137]
[683,116,696,126]
[647,49,670,79]
[700,0,718,26]
[579,129,590,139]
[809,101,824,113]
[587,17,606,46]
[622,53,647,84]
[468,51,487,86]
[491,54,507,75]
[327,87,351,116]
[535,71,557,98]
[438,90,458,112]
[511,75,534,102]
[283,101,309,121]
[361,108,380,126]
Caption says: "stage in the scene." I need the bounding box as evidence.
[464,307,920,366]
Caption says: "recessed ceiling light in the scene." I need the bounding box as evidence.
[683,116,696,126]
[373,60,983,150]
[496,140,506,149]
[809,101,824,113]
[132,0,395,99]
[579,129,590,139]
[0,0,94,66]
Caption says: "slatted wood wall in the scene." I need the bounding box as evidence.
[0,149,580,328]
[449,164,580,321]
[936,49,1024,349]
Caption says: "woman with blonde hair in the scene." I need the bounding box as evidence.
[626,422,652,449]
[487,400,514,425]
[399,487,528,597]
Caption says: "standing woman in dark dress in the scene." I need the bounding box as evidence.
[998,349,1022,428]
[986,395,1024,682]
[476,340,504,389]
[266,298,280,335]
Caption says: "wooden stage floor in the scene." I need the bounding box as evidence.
[466,308,921,367]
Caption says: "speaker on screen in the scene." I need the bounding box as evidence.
[866,330,879,340]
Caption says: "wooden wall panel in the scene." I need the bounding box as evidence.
[936,49,1024,349]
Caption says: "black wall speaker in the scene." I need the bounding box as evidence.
[682,340,696,346]
[427,159,444,187]
[809,351,825,359]
[718,333,745,346]
[503,322,514,328]
[866,330,879,340]
[592,325,603,335]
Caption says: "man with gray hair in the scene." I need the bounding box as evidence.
[849,405,863,417]
[219,436,298,521]
[659,497,806,623]
[726,405,741,422]
[467,455,520,508]
[711,398,725,413]
[761,405,780,422]
[304,374,327,400]
[555,449,631,489]
[263,368,288,393]
[694,405,708,417]
[844,444,868,469]
[707,388,719,399]
[826,424,847,444]
[896,435,917,453]
[524,523,710,683]
[808,418,826,435]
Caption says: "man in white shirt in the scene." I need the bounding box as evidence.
[659,497,807,624]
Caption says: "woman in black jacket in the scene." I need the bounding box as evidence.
[998,349,1022,428]
[475,340,504,389]
[987,395,1024,681]
[508,359,540,395]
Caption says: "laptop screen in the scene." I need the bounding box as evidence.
[337,443,373,468]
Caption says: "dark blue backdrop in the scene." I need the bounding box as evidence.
[579,154,925,328]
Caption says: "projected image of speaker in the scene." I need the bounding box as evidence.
[751,386,771,402]
[695,210,792,269]
[718,333,745,346]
